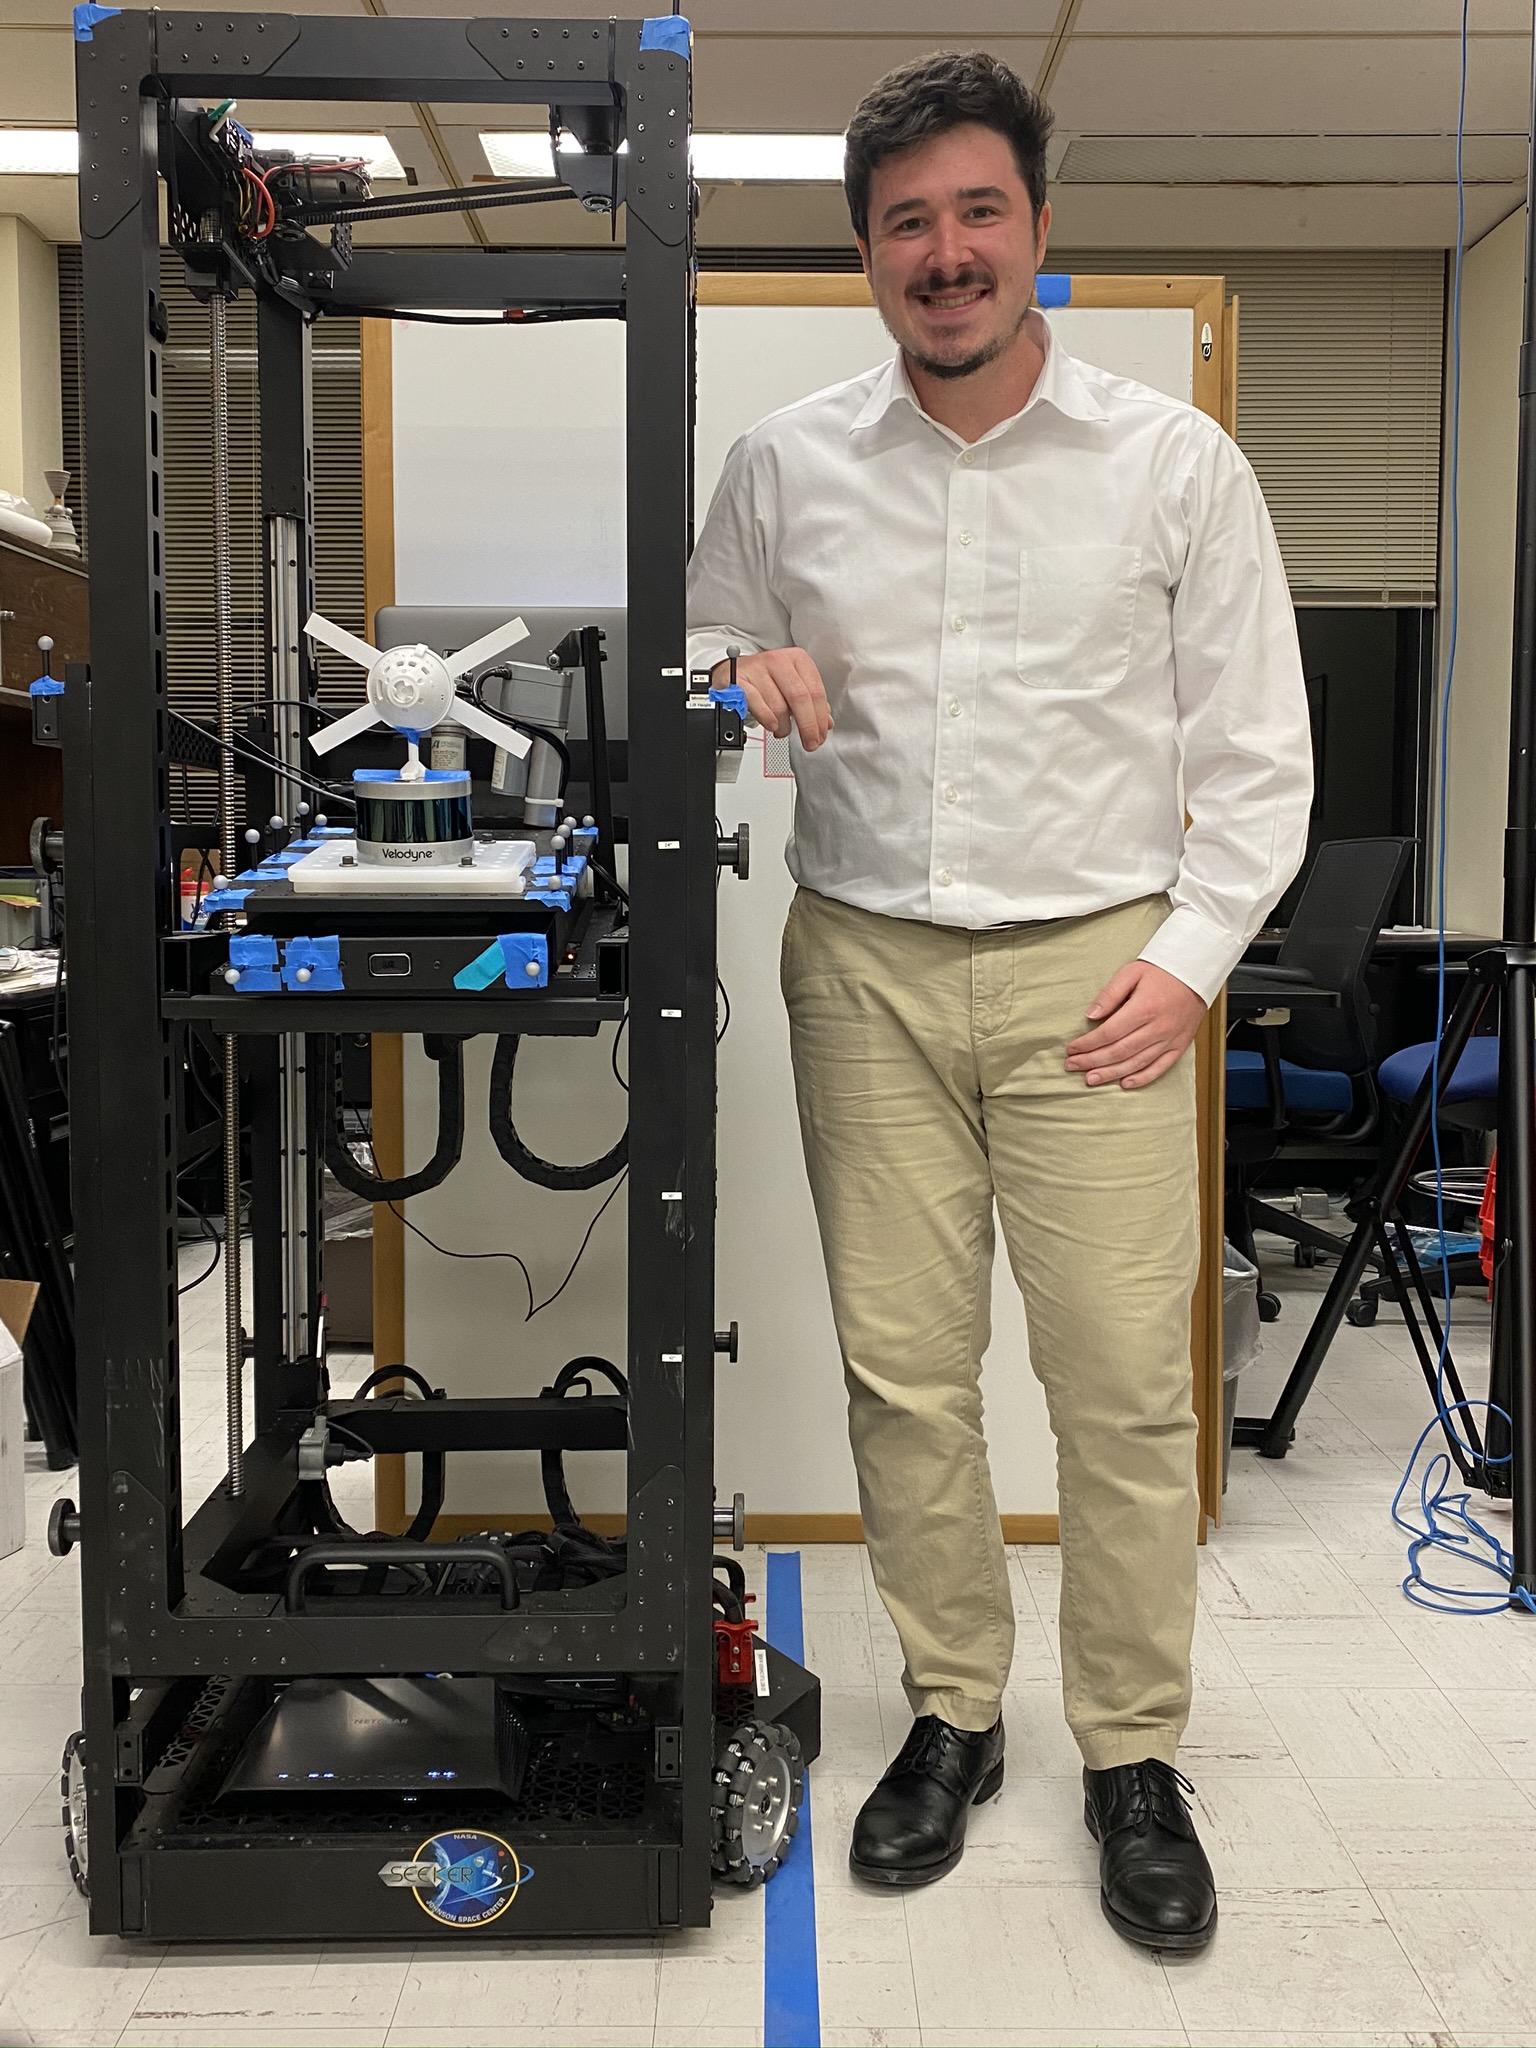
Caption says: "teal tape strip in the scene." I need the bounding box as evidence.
[453,941,507,992]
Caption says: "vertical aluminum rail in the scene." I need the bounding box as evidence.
[211,286,244,1497]
[267,514,311,1363]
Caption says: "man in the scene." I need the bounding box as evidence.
[687,50,1311,1951]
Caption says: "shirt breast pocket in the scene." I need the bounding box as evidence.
[1016,543,1142,692]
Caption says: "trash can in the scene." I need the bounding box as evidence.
[1221,1242,1263,1492]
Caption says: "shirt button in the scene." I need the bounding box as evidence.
[958,531,973,547]
[937,869,953,887]
[944,785,958,804]
[948,700,962,718]
[960,449,976,467]
[952,615,967,632]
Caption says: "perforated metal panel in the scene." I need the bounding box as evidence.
[59,248,367,816]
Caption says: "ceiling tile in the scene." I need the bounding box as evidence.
[1079,1,1532,28]
[0,25,74,123]
[691,34,1048,131]
[691,1,1062,29]
[1058,132,1529,184]
[1047,33,1531,134]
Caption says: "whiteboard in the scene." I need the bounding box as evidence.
[393,296,1198,1522]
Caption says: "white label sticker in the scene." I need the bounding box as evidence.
[753,1644,770,1698]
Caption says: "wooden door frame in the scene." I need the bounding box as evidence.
[363,271,1235,1537]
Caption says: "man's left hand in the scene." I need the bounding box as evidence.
[1065,960,1208,1091]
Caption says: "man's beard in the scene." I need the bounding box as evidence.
[896,276,1032,382]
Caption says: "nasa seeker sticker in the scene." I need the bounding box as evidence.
[378,1829,534,1927]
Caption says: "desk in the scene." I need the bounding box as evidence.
[1245,930,1498,1059]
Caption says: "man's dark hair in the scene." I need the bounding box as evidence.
[843,50,1054,244]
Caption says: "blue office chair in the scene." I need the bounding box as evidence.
[1342,1033,1497,1326]
[1224,837,1414,1319]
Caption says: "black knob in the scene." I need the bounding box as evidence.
[48,1498,81,1558]
[715,823,750,880]
[714,1322,739,1363]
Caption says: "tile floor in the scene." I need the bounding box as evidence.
[1,1232,1532,2047]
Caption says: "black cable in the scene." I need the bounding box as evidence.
[177,1232,221,1296]
[349,1362,435,1403]
[172,717,358,816]
[388,1200,537,1320]
[388,1169,626,1324]
[468,676,573,793]
[717,974,731,1043]
[489,1034,627,1191]
[589,859,629,906]
[340,305,623,328]
[610,1012,628,1094]
[529,1172,626,1317]
[325,1036,465,1202]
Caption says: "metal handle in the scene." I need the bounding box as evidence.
[716,823,750,880]
[48,1497,81,1557]
[712,1491,746,1552]
[284,1541,517,1612]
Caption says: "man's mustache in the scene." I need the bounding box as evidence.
[908,268,995,299]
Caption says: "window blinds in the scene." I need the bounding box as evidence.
[1046,248,1445,606]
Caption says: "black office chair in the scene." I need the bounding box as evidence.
[1225,837,1414,1319]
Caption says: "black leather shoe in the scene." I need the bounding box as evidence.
[1083,1760,1217,1952]
[849,1714,1004,1887]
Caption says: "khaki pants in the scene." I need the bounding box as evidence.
[781,886,1202,1770]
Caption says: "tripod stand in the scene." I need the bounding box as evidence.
[1242,20,1536,1606]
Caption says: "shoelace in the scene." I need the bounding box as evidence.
[1119,1759,1197,1834]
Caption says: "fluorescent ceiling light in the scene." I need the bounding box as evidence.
[480,129,845,183]
[480,131,558,180]
[690,133,844,181]
[0,130,78,176]
[252,133,406,180]
[0,127,405,180]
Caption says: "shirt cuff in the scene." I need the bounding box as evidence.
[1138,905,1244,1008]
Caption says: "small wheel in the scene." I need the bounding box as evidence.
[711,1719,803,1889]
[1257,1292,1282,1324]
[60,1730,88,1898]
[1345,1297,1378,1328]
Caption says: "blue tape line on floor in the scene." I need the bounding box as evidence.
[764,1550,820,2048]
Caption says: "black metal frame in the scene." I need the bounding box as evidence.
[68,11,728,1938]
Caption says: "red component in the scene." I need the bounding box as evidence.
[714,1599,759,1688]
[1482,1152,1497,1289]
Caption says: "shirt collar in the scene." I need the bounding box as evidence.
[849,310,1107,439]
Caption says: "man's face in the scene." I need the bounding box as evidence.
[857,122,1051,382]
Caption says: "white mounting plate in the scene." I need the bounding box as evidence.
[286,838,538,895]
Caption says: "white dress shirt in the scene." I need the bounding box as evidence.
[685,318,1313,1006]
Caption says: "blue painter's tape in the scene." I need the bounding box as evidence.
[453,940,507,992]
[764,1551,820,2048]
[531,856,560,877]
[710,682,748,717]
[228,932,280,993]
[28,674,62,697]
[74,2,120,39]
[282,934,344,992]
[526,887,572,911]
[499,931,549,989]
[1036,272,1071,309]
[639,13,690,55]
[202,886,251,916]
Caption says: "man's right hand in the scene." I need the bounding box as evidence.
[711,647,833,753]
